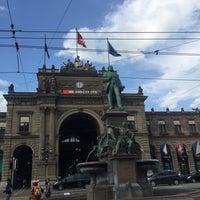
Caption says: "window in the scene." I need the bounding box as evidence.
[0,122,5,137]
[188,120,197,133]
[146,121,151,135]
[127,116,137,131]
[19,116,29,132]
[173,120,182,134]
[158,121,166,134]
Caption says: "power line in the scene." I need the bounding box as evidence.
[2,36,200,41]
[1,43,200,57]
[0,70,200,82]
[2,29,200,34]
[6,0,29,91]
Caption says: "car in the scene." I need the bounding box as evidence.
[147,171,182,187]
[185,171,200,183]
[53,173,90,190]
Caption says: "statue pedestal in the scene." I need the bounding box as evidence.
[76,109,159,200]
[107,154,143,199]
[101,110,128,127]
[77,155,146,200]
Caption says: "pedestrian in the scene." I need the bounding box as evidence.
[3,178,12,200]
[22,178,26,188]
[45,178,51,197]
[31,181,42,200]
[32,175,39,185]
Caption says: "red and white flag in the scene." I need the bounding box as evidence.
[77,31,86,48]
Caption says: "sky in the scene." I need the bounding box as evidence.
[1,0,200,112]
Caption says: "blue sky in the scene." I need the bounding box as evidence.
[1,0,200,112]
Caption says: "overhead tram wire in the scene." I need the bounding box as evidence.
[6,0,29,91]
[3,36,200,40]
[1,43,200,57]
[48,0,72,46]
[3,30,200,34]
[36,0,72,66]
[0,69,200,83]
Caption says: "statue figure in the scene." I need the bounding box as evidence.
[93,122,141,159]
[138,86,143,95]
[8,84,14,93]
[50,77,56,92]
[66,59,74,69]
[41,78,47,93]
[103,65,124,110]
[74,56,83,68]
[95,125,116,159]
[113,122,141,156]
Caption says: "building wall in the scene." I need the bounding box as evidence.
[1,65,199,186]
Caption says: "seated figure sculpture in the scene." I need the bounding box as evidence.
[94,122,141,160]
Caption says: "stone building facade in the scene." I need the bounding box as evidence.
[0,58,199,188]
[147,108,200,175]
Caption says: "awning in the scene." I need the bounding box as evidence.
[176,143,185,156]
[192,141,200,155]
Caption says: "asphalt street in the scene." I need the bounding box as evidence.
[0,182,200,200]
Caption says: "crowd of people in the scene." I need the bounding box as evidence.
[29,176,51,200]
[3,176,52,200]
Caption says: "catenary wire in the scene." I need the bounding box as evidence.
[1,44,200,56]
[6,0,29,91]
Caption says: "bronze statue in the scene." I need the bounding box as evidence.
[103,65,124,110]
[94,122,141,160]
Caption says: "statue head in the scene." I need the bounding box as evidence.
[107,65,113,71]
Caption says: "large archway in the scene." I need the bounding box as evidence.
[59,112,99,177]
[13,145,32,189]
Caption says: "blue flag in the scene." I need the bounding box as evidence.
[45,41,50,59]
[108,41,121,57]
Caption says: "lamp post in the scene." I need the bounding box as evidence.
[41,141,53,179]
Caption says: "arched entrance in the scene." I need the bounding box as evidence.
[13,145,32,189]
[176,143,190,175]
[160,143,173,171]
[59,112,99,177]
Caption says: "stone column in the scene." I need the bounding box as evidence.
[40,107,46,160]
[49,107,55,157]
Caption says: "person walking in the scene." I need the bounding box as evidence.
[3,178,12,200]
[45,178,51,197]
[31,181,42,200]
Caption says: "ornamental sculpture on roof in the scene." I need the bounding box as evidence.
[60,56,95,72]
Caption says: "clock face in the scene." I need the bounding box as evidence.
[76,81,84,88]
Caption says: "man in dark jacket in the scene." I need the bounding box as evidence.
[3,178,12,200]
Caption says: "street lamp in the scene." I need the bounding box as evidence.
[41,141,53,179]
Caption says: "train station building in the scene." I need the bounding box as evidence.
[0,57,200,188]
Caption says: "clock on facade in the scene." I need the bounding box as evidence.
[76,81,84,88]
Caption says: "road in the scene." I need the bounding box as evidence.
[0,182,200,200]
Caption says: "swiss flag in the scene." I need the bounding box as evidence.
[77,31,86,48]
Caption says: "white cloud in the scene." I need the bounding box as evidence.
[0,5,6,11]
[57,0,200,111]
[0,79,10,87]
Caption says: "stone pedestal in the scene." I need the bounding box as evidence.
[101,110,128,127]
[108,155,137,184]
[77,155,145,200]
[76,110,158,200]
[108,155,143,199]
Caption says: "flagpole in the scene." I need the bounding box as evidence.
[44,34,46,66]
[107,38,110,66]
[76,28,78,57]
